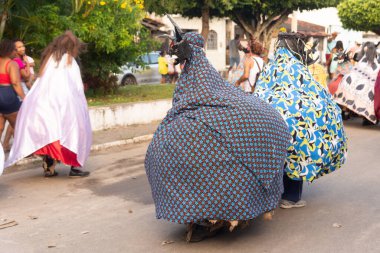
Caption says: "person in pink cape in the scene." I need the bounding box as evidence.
[5,31,92,177]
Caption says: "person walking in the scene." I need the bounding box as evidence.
[233,39,264,93]
[2,39,33,151]
[227,34,241,74]
[5,31,92,178]
[254,32,347,209]
[328,40,344,80]
[0,39,25,175]
[158,51,168,84]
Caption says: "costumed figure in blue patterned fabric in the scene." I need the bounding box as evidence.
[254,33,348,209]
[145,16,290,242]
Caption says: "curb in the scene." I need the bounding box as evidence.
[14,134,154,166]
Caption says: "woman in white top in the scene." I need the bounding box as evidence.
[234,39,264,93]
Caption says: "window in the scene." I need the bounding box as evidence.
[207,30,217,50]
[140,54,150,64]
[149,52,159,64]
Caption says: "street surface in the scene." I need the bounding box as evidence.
[0,118,379,253]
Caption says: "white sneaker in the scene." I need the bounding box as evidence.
[280,199,307,209]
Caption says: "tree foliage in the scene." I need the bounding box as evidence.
[338,0,380,35]
[227,0,340,49]
[144,0,236,40]
[145,0,340,51]
[2,0,158,93]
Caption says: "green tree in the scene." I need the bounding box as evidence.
[144,0,236,41]
[69,0,156,93]
[2,0,158,93]
[227,0,340,49]
[338,0,380,35]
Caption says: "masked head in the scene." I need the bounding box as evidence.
[160,15,201,65]
[277,32,319,66]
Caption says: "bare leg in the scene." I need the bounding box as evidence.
[3,112,18,151]
[3,125,13,151]
[0,115,5,143]
[4,111,18,129]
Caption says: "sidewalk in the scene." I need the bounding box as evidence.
[91,120,160,150]
[12,120,161,166]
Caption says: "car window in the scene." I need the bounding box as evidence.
[140,54,150,64]
[149,53,159,64]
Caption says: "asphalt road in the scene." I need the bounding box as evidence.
[0,118,379,253]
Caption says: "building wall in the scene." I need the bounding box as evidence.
[161,15,227,71]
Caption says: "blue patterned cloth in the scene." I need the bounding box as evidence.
[145,33,290,224]
[255,48,348,182]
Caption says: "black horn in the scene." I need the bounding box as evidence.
[166,14,183,42]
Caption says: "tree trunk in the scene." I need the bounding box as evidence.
[0,11,8,41]
[200,3,210,48]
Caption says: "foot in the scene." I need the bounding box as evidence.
[44,170,58,177]
[362,118,375,126]
[69,168,90,178]
[42,156,57,177]
[279,199,307,209]
[185,223,219,243]
[342,112,350,120]
[263,210,275,220]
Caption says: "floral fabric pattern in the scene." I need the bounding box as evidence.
[255,48,347,182]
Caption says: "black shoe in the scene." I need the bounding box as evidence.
[342,111,350,120]
[362,118,375,126]
[69,167,90,178]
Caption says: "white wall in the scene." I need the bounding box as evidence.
[162,16,227,71]
[89,99,172,131]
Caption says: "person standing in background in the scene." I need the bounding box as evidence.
[26,55,35,87]
[13,39,31,92]
[326,32,339,77]
[0,40,25,155]
[227,34,241,74]
[233,39,264,93]
[326,32,338,63]
[158,51,168,84]
[2,40,33,151]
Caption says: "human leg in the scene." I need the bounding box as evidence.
[42,155,58,177]
[3,124,13,151]
[0,114,5,143]
[280,174,306,208]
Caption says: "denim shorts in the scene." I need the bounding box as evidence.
[0,85,22,114]
[230,57,240,67]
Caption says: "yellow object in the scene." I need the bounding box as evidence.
[308,63,328,89]
[100,1,106,5]
[158,56,168,75]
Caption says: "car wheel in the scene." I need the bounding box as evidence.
[121,75,137,85]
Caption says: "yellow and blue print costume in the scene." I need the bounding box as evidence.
[255,48,347,182]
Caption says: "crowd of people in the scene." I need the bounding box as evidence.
[145,16,351,243]
[158,51,180,84]
[228,30,380,126]
[0,18,378,244]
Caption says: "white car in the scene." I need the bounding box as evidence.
[117,51,161,85]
